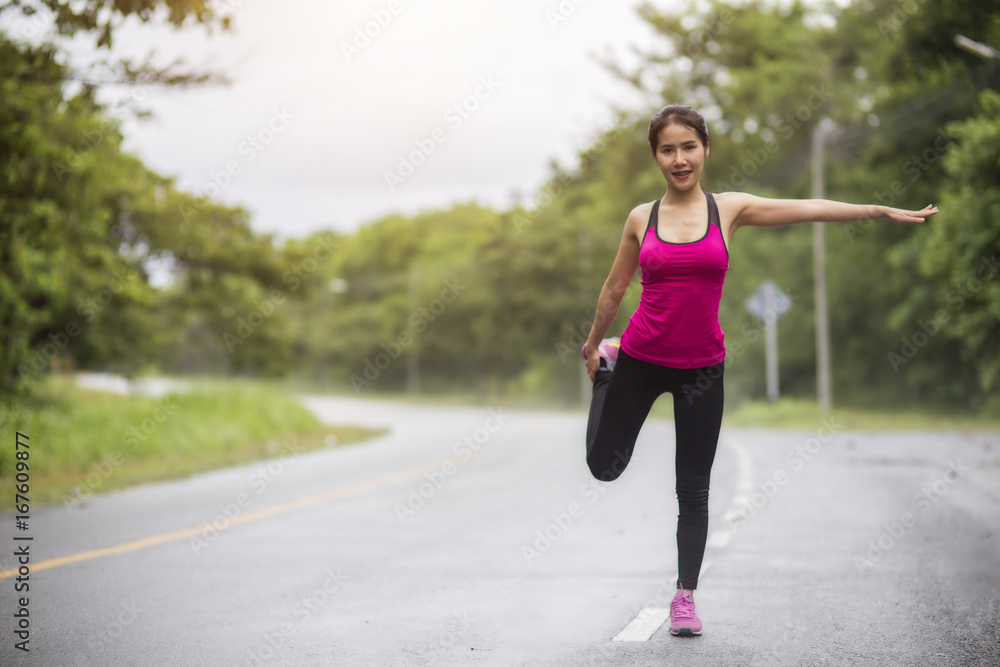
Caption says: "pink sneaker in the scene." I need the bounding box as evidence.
[581,337,621,371]
[669,590,702,636]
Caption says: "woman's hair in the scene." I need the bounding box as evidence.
[647,105,710,156]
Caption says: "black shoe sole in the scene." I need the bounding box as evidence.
[670,628,702,636]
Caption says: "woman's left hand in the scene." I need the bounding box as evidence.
[882,204,938,224]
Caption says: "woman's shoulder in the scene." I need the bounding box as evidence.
[711,191,753,205]
[710,191,756,221]
[624,200,655,229]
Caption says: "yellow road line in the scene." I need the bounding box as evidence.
[0,435,519,579]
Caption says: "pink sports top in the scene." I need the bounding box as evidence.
[619,192,730,369]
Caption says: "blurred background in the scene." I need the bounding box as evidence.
[2,0,998,413]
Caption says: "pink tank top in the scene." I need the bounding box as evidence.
[619,192,729,369]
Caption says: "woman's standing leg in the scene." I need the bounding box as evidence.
[586,349,664,482]
[670,361,725,591]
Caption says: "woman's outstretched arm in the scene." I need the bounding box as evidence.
[719,192,938,230]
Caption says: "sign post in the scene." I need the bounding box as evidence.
[745,281,792,402]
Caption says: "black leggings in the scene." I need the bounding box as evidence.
[586,347,724,590]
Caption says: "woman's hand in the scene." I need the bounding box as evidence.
[881,204,938,224]
[585,348,602,383]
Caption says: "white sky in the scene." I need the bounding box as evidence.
[69,0,669,239]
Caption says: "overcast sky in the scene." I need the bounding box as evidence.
[46,0,668,239]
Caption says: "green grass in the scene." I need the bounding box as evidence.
[0,377,385,509]
[647,395,1000,431]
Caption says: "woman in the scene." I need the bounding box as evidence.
[581,104,936,637]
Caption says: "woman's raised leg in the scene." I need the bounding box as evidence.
[586,349,664,482]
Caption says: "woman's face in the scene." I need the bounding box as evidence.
[653,122,709,191]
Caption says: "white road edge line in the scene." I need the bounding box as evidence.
[612,607,671,642]
[612,561,713,642]
[707,529,731,549]
[722,436,754,525]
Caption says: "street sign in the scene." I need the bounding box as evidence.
[745,280,792,321]
[744,280,792,403]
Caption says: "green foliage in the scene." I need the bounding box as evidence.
[0,38,160,388]
[0,33,306,391]
[891,89,1000,392]
[2,0,997,413]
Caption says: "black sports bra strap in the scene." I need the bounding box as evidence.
[706,192,720,228]
[646,198,660,233]
[647,194,718,232]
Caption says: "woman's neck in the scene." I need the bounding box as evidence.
[663,184,704,207]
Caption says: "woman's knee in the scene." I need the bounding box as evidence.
[676,479,710,510]
[587,447,631,482]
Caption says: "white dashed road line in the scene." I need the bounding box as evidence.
[612,607,671,642]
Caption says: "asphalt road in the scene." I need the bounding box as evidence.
[1,395,999,666]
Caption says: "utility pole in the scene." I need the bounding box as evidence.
[580,228,591,406]
[764,281,779,402]
[811,122,833,413]
[408,265,420,394]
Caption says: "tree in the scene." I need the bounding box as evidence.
[0,0,231,86]
[891,90,1000,396]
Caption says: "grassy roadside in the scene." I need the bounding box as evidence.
[716,397,1000,431]
[0,377,385,510]
[642,395,1000,431]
